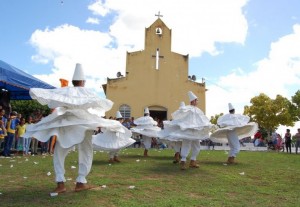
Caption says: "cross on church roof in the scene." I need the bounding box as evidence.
[155,11,163,19]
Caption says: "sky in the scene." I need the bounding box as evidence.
[1,0,300,135]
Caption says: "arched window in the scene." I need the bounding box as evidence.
[119,104,131,119]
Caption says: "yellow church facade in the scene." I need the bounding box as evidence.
[103,17,206,121]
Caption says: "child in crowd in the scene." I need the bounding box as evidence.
[15,118,26,155]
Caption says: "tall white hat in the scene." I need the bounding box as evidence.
[188,91,197,102]
[228,103,235,111]
[116,111,123,119]
[144,107,150,114]
[180,101,185,107]
[72,63,85,81]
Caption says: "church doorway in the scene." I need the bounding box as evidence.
[150,110,167,121]
[148,105,167,121]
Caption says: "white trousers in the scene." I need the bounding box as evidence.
[173,141,182,153]
[180,140,201,162]
[227,130,240,157]
[109,149,120,158]
[143,136,152,150]
[53,130,93,183]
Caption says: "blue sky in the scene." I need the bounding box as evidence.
[1,0,300,134]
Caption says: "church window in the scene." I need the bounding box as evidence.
[119,104,131,119]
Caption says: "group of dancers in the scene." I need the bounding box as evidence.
[24,63,258,194]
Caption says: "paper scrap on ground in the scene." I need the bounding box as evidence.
[71,166,76,169]
[50,192,58,197]
[47,172,51,176]
[101,185,107,188]
[239,172,245,175]
[128,186,135,189]
[34,162,38,165]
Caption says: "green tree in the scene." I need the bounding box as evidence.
[291,90,300,121]
[245,93,296,137]
[10,100,50,119]
[210,113,223,125]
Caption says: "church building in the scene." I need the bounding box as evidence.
[103,15,207,121]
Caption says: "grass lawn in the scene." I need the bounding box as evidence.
[0,148,299,207]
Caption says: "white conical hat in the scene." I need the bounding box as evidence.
[116,111,123,119]
[144,107,150,114]
[180,101,185,107]
[72,63,85,81]
[188,91,197,102]
[228,103,235,111]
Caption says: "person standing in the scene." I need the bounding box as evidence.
[131,107,161,157]
[15,118,26,155]
[23,116,33,156]
[210,103,258,164]
[92,111,135,163]
[24,63,129,194]
[284,129,292,154]
[158,92,214,170]
[294,128,300,154]
[0,109,7,153]
[3,111,18,157]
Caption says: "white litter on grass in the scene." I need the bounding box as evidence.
[47,172,51,176]
[9,160,16,162]
[34,162,38,165]
[101,185,107,188]
[0,192,2,195]
[239,172,245,175]
[223,163,228,166]
[71,166,76,169]
[23,177,28,179]
[67,178,72,181]
[128,186,135,189]
[136,159,140,162]
[0,164,2,167]
[50,192,58,197]
[25,159,28,162]
[10,164,13,168]
[224,151,228,154]
[108,164,111,166]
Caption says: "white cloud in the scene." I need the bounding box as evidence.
[206,24,300,135]
[86,17,100,25]
[28,0,249,96]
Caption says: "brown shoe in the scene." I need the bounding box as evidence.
[189,160,199,168]
[227,156,235,164]
[113,156,121,162]
[53,182,66,194]
[173,152,180,164]
[75,182,94,192]
[180,161,187,170]
[144,149,148,157]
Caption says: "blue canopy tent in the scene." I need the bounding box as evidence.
[0,60,55,100]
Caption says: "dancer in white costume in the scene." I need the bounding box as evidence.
[159,102,186,164]
[210,103,258,164]
[24,63,128,194]
[159,92,214,170]
[131,107,161,157]
[92,111,135,163]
